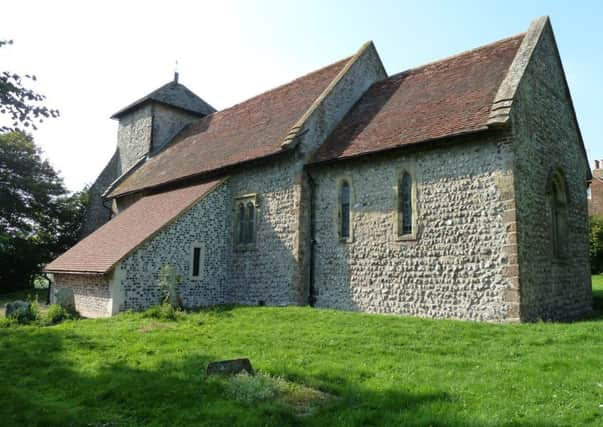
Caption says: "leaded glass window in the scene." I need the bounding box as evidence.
[245,202,255,244]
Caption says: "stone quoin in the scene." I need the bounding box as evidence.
[45,17,592,322]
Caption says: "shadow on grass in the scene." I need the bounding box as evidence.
[573,288,603,322]
[592,288,603,312]
[0,324,567,427]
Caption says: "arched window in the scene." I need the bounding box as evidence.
[245,202,255,244]
[399,172,413,236]
[237,203,245,244]
[234,194,258,249]
[547,171,568,257]
[340,180,351,239]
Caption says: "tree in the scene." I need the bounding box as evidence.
[0,40,59,133]
[589,215,603,274]
[0,132,87,291]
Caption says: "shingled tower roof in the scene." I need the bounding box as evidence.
[110,75,216,119]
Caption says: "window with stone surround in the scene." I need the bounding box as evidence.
[234,194,258,250]
[338,180,351,241]
[397,169,417,240]
[547,170,568,258]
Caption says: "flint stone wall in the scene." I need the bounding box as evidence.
[116,182,229,311]
[150,103,200,154]
[226,156,303,306]
[511,25,592,320]
[310,133,519,321]
[224,44,386,306]
[80,150,119,238]
[52,273,111,318]
[117,105,153,173]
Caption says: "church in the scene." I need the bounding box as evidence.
[45,17,592,322]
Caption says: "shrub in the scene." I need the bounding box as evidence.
[589,215,603,273]
[29,298,41,321]
[143,303,184,321]
[225,372,278,404]
[6,300,39,325]
[0,317,16,328]
[45,304,75,324]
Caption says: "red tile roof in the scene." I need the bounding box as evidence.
[109,57,351,197]
[45,180,223,274]
[311,34,525,164]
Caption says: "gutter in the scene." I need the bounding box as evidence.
[307,126,491,168]
[108,149,288,199]
[101,155,148,200]
[43,270,106,275]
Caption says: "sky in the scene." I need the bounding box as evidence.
[2,0,602,191]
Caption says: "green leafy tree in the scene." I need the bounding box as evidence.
[0,132,87,291]
[589,214,603,274]
[0,40,59,133]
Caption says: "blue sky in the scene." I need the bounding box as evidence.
[2,0,602,190]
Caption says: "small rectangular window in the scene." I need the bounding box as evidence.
[339,180,351,239]
[192,247,201,277]
[400,172,413,235]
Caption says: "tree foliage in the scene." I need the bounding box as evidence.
[0,40,59,133]
[589,214,603,274]
[0,132,87,291]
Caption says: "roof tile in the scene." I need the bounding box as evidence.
[109,57,350,197]
[311,34,524,164]
[45,180,223,274]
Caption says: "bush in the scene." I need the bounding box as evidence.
[142,303,184,321]
[45,304,75,324]
[6,300,39,325]
[0,317,16,328]
[225,372,278,404]
[590,215,603,273]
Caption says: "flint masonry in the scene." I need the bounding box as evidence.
[46,17,592,321]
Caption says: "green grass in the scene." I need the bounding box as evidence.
[0,286,602,426]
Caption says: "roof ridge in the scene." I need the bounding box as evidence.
[281,41,379,150]
[197,55,352,123]
[386,32,526,81]
[110,80,215,119]
[310,27,525,165]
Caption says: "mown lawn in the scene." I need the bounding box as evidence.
[0,283,602,426]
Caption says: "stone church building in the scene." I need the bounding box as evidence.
[46,17,592,321]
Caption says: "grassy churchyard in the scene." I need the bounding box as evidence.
[0,280,602,426]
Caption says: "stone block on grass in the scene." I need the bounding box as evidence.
[206,358,254,376]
